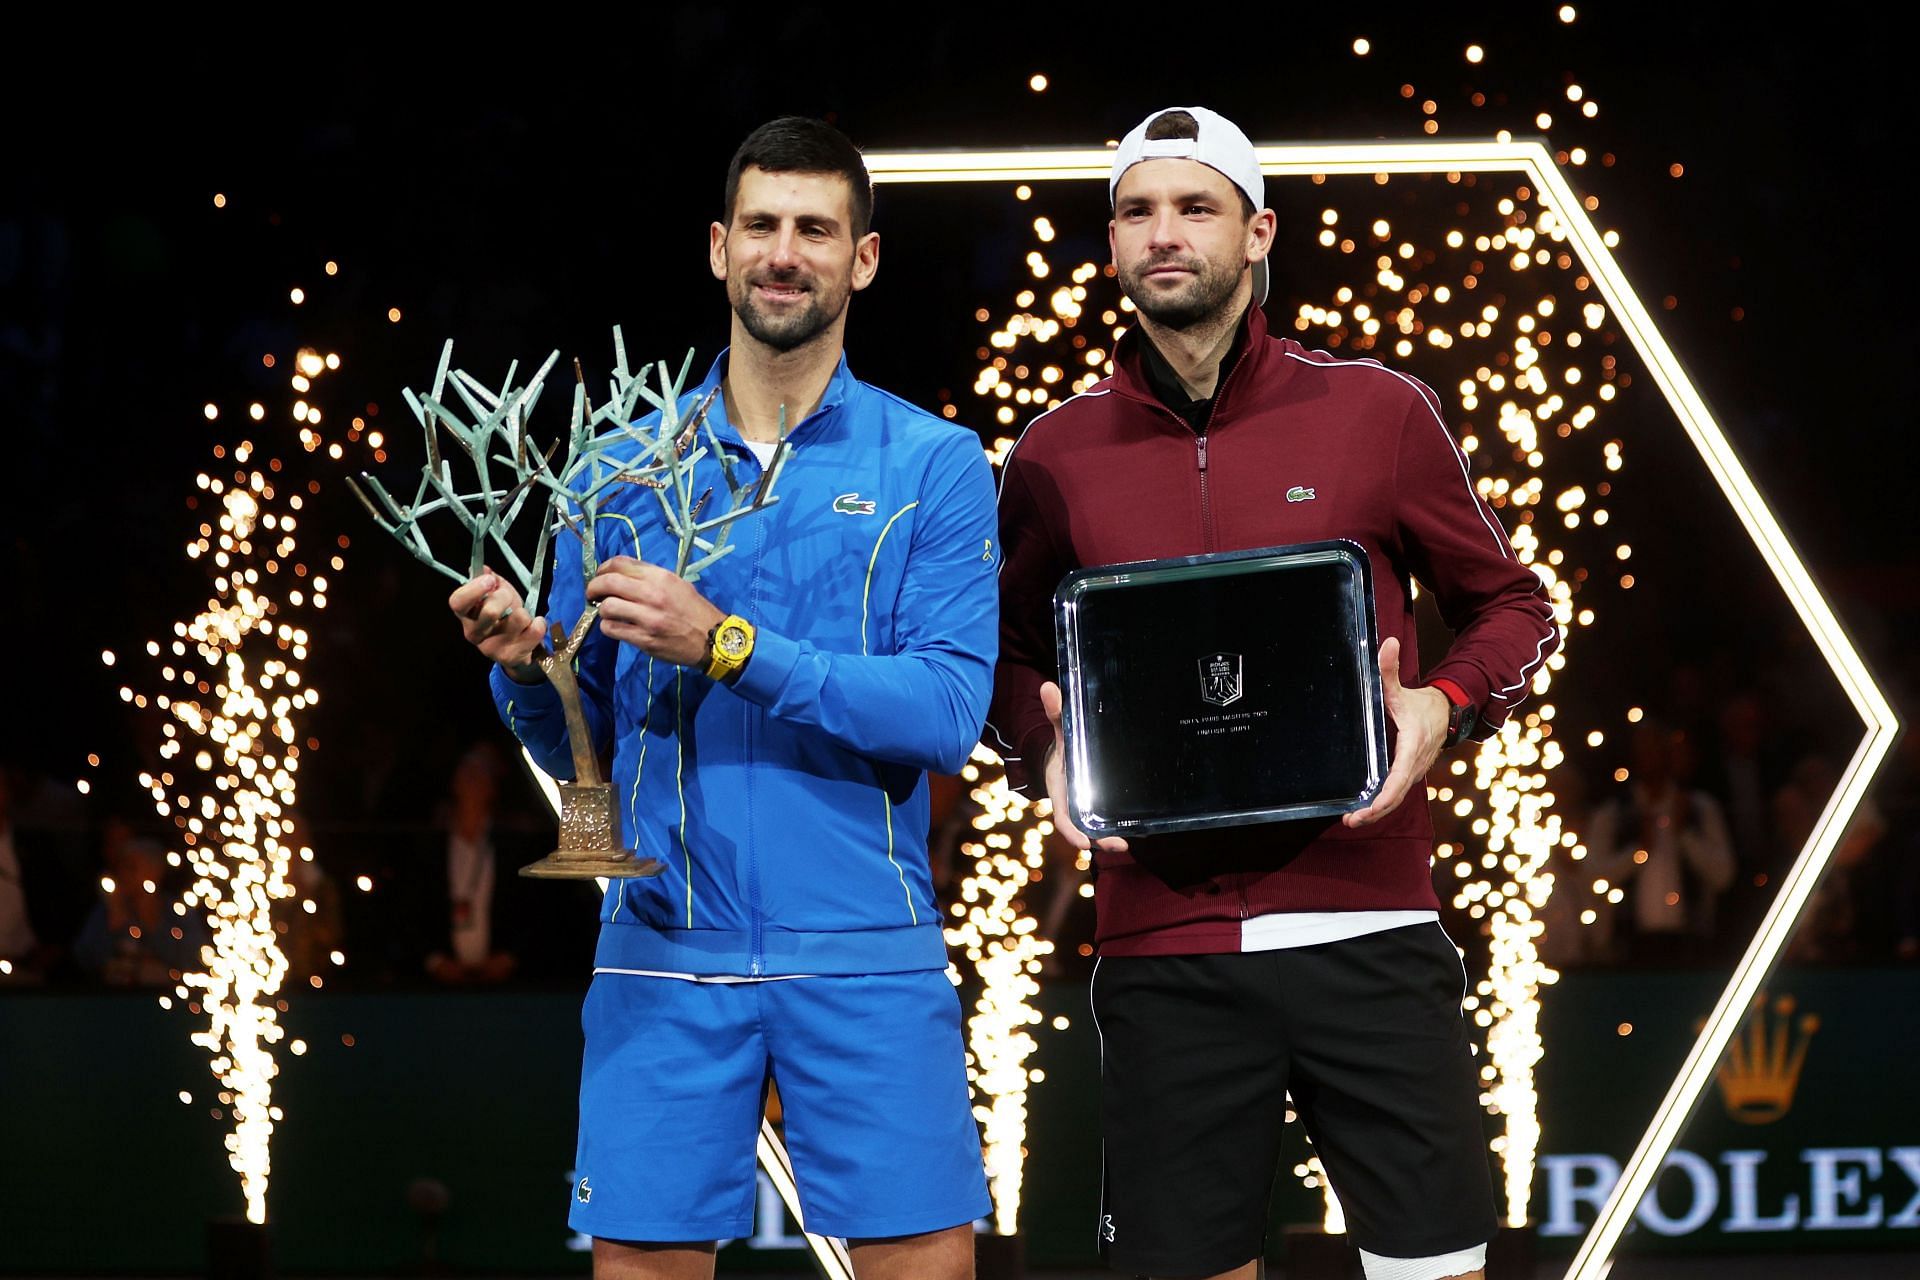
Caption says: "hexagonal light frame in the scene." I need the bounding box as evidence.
[858,138,1900,1278]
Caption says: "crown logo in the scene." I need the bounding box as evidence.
[1714,992,1819,1124]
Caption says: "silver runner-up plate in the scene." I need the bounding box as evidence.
[1052,540,1389,837]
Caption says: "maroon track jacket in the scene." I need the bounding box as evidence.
[988,305,1560,955]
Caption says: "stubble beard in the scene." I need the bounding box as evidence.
[1119,250,1244,331]
[730,268,851,354]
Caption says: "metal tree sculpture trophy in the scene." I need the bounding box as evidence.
[348,330,789,879]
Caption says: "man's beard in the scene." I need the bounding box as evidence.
[1119,251,1243,330]
[729,269,849,353]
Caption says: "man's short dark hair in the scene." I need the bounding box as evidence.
[723,116,874,238]
[1142,110,1256,219]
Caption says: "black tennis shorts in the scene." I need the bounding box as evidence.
[1090,923,1499,1275]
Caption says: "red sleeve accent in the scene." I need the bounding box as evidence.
[1429,677,1470,708]
[1391,390,1560,734]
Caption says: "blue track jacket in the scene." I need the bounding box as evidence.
[489,351,1000,977]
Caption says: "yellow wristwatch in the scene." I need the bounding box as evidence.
[704,614,756,682]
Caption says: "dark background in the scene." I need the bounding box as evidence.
[4,12,1912,973]
[4,10,1918,1272]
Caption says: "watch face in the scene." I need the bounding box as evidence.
[718,624,750,658]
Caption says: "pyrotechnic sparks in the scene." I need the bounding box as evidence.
[117,254,359,1223]
[133,455,316,1223]
[1298,1155,1347,1233]
[947,745,1057,1234]
[1323,36,1631,1228]
[942,214,1124,1236]
[1297,171,1608,1227]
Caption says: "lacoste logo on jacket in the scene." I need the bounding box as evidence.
[833,493,878,515]
[1286,485,1316,503]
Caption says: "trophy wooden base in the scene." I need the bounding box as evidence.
[518,780,664,879]
[518,850,663,880]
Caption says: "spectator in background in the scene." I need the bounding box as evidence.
[1778,752,1887,963]
[1878,707,1920,961]
[1586,721,1735,965]
[0,763,94,980]
[0,767,41,978]
[72,815,201,985]
[1698,690,1791,936]
[1536,765,1616,970]
[425,742,516,984]
[1666,663,1713,754]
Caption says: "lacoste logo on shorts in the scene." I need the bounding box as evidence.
[1286,485,1316,502]
[1102,1213,1116,1242]
[576,1176,593,1204]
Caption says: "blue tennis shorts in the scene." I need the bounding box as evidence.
[569,968,990,1242]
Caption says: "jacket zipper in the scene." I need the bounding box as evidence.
[740,414,814,976]
[1197,342,1253,552]
[1108,353,1261,916]
[1199,343,1252,907]
[1196,435,1213,552]
[744,448,768,976]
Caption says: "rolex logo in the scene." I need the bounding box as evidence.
[1714,992,1819,1125]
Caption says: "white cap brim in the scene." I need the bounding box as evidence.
[1111,106,1269,306]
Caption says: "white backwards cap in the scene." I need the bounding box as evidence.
[1109,106,1269,304]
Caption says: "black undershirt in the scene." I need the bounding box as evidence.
[1134,306,1251,432]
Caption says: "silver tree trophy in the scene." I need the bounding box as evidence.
[347,329,789,879]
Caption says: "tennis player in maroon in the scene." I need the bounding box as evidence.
[989,107,1560,1280]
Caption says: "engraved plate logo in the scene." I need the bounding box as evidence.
[1199,652,1243,707]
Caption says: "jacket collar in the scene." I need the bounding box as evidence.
[1112,303,1272,428]
[697,347,856,445]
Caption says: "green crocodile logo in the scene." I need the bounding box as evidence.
[833,493,878,516]
[1286,486,1316,503]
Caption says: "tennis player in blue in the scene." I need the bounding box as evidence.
[447,117,995,1279]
